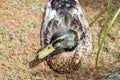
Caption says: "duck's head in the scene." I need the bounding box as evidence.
[38,29,78,60]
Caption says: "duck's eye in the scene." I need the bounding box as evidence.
[48,46,50,49]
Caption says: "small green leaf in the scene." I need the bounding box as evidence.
[118,53,120,59]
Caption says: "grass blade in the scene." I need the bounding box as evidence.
[95,0,120,69]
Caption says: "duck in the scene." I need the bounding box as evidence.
[33,0,92,73]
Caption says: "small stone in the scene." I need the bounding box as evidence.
[28,22,36,28]
[117,30,120,37]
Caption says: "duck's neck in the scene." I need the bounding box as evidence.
[50,29,78,51]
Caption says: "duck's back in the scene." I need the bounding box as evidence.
[40,0,90,48]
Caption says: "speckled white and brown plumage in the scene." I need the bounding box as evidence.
[40,0,92,73]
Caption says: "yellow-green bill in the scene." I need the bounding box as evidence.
[38,44,55,59]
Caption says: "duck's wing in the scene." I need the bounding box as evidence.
[40,0,92,52]
[40,0,57,48]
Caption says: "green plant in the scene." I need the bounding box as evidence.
[95,0,120,70]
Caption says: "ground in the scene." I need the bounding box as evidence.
[0,0,120,80]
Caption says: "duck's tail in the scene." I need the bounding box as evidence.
[50,0,77,10]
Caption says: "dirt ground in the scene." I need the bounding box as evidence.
[0,0,120,80]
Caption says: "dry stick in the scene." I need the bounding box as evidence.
[89,9,106,26]
[89,9,106,46]
[89,8,106,45]
[89,8,116,46]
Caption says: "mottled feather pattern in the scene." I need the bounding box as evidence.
[51,0,76,8]
[40,0,92,73]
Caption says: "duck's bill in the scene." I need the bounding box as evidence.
[38,44,55,59]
